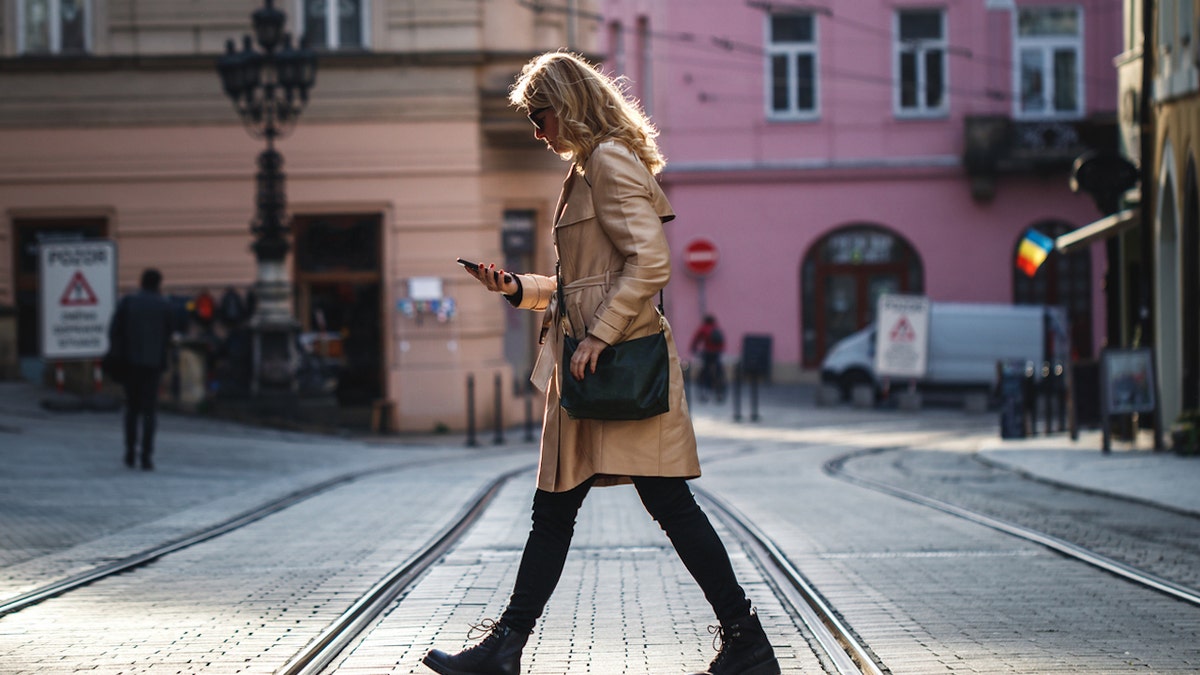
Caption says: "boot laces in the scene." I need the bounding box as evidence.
[466,618,505,645]
[706,623,742,664]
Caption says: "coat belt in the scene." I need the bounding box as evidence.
[529,271,615,393]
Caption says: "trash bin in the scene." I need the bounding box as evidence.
[741,334,772,379]
[998,360,1029,439]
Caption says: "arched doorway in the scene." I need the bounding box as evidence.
[801,224,923,367]
[1012,219,1093,360]
[1182,158,1198,412]
[1156,142,1182,427]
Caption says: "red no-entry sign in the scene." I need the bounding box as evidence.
[683,238,719,277]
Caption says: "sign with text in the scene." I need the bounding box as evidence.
[39,240,117,360]
[874,294,930,379]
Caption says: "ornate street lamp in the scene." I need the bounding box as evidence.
[217,0,317,398]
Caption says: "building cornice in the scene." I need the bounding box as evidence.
[0,49,563,74]
[661,155,963,185]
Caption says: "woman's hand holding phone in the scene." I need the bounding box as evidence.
[457,258,515,293]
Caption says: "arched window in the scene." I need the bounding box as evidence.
[1012,219,1092,359]
[801,224,923,367]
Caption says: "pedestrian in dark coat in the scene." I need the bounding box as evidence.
[423,51,779,675]
[108,268,174,470]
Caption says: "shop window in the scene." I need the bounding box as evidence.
[801,224,923,367]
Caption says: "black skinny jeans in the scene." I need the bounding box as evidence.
[500,475,751,634]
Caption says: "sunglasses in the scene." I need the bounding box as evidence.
[527,106,551,131]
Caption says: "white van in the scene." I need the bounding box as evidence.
[819,302,1063,400]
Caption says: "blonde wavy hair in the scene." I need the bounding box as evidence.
[509,51,666,175]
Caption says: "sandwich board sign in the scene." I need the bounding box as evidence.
[39,240,118,360]
[874,293,930,379]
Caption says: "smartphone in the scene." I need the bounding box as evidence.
[458,258,513,283]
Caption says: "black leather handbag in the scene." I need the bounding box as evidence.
[560,329,669,420]
[557,265,670,421]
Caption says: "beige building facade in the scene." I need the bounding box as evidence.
[1147,0,1200,429]
[0,0,600,431]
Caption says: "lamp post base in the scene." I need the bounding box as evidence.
[248,255,300,416]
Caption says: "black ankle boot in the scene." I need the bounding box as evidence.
[423,619,528,675]
[690,610,780,675]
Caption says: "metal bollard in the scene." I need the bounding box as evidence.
[493,373,505,445]
[732,362,743,422]
[749,373,760,422]
[466,374,478,447]
[1041,362,1052,434]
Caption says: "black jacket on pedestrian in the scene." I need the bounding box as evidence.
[110,289,174,371]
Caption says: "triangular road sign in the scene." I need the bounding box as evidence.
[60,270,98,306]
[889,316,916,342]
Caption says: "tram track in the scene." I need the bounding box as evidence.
[695,486,886,675]
[13,413,1170,675]
[277,466,530,675]
[0,453,526,619]
[825,447,1200,608]
[247,463,897,674]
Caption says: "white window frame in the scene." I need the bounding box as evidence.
[17,0,91,54]
[765,12,820,121]
[1153,0,1199,101]
[298,0,371,50]
[893,8,948,119]
[1011,5,1084,120]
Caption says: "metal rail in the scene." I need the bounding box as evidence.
[0,455,519,618]
[825,449,1200,608]
[275,466,530,675]
[695,486,886,675]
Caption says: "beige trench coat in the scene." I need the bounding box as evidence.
[513,140,700,492]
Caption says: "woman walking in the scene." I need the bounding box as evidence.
[423,51,779,675]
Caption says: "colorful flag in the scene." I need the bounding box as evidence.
[1017,228,1054,277]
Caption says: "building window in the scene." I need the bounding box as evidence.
[767,12,818,120]
[19,0,88,54]
[302,0,367,50]
[1155,0,1198,99]
[895,9,947,117]
[1014,6,1082,118]
[607,21,626,76]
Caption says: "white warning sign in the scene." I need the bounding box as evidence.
[874,294,930,379]
[39,241,118,360]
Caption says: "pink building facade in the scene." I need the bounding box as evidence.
[602,0,1121,380]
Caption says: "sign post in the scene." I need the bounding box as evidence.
[39,241,118,391]
[683,238,719,317]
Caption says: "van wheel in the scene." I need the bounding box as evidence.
[839,369,875,401]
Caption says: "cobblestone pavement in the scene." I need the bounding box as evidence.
[0,454,533,674]
[342,477,823,674]
[3,380,1200,673]
[842,447,1200,592]
[690,430,1200,674]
